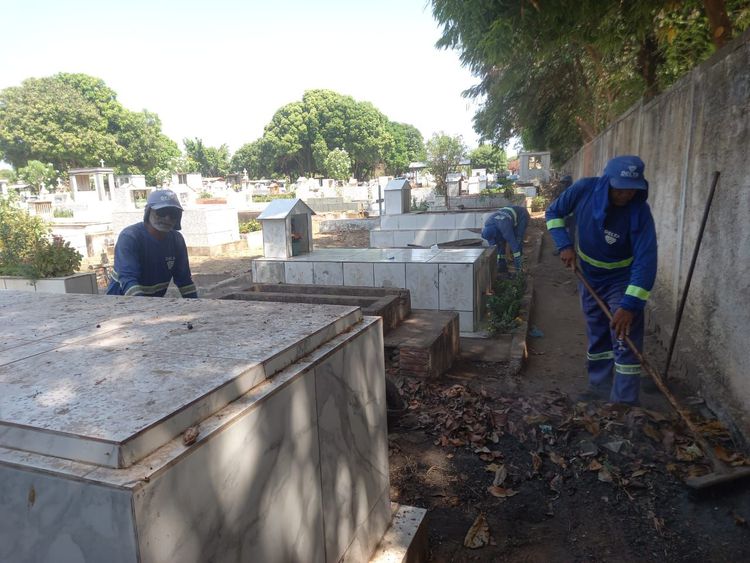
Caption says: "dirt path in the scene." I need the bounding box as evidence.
[389,218,750,562]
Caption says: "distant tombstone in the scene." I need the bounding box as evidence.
[257,199,316,258]
[384,179,412,215]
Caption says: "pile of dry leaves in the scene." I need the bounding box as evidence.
[399,378,748,508]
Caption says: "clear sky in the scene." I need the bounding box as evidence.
[1,0,483,154]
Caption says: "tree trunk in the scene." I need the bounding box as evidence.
[703,0,733,48]
[637,32,662,101]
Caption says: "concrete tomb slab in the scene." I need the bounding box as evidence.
[0,291,396,563]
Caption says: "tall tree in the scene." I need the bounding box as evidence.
[183,138,230,177]
[17,160,57,193]
[468,144,507,173]
[425,133,466,196]
[432,0,750,163]
[0,73,178,183]
[384,122,426,176]
[257,90,402,180]
[324,148,352,181]
[230,139,273,179]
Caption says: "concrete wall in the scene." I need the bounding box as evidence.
[561,29,750,438]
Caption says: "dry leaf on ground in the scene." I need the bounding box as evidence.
[493,464,508,486]
[488,485,519,498]
[531,452,542,474]
[549,452,567,468]
[464,513,490,548]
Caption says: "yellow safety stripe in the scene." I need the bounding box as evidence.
[615,363,642,376]
[125,281,170,296]
[501,207,517,225]
[179,284,197,295]
[546,218,566,229]
[625,285,650,301]
[587,350,614,361]
[577,247,633,270]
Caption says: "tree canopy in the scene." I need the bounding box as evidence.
[468,144,507,173]
[425,132,466,195]
[254,89,425,180]
[324,148,352,181]
[432,0,750,163]
[0,73,180,184]
[183,138,231,178]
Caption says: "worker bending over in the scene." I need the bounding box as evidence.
[481,205,529,273]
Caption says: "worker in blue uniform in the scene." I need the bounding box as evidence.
[107,189,197,298]
[546,155,657,405]
[481,205,529,273]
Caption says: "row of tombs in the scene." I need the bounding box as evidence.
[1,181,520,561]
[253,180,517,333]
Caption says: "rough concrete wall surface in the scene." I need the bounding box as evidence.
[562,29,750,438]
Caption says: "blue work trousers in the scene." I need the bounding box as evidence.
[579,279,643,405]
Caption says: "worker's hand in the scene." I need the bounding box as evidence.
[611,308,635,340]
[559,247,576,271]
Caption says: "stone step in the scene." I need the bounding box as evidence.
[384,310,460,378]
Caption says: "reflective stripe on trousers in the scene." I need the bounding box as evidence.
[579,279,644,405]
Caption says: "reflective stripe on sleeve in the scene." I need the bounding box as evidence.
[546,218,566,229]
[625,285,650,301]
[513,252,521,258]
[125,281,170,296]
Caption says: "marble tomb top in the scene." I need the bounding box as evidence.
[256,247,487,264]
[0,291,361,468]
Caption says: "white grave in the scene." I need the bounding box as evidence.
[0,291,394,562]
[383,179,411,215]
[253,247,496,332]
[257,198,315,258]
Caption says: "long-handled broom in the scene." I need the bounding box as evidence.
[574,269,750,489]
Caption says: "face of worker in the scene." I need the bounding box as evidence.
[609,188,637,207]
[148,207,179,232]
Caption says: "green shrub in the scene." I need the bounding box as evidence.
[29,236,82,278]
[252,193,295,202]
[0,194,82,279]
[487,273,526,334]
[503,186,515,199]
[239,219,262,234]
[410,196,428,212]
[53,208,74,218]
[530,195,548,212]
[199,191,213,199]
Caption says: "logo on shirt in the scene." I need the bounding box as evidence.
[620,165,640,178]
[604,230,619,245]
[166,256,175,270]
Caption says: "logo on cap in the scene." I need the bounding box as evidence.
[620,165,640,178]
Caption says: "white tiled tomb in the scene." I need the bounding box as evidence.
[253,247,496,332]
[0,291,390,563]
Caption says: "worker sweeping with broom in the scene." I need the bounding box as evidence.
[545,156,657,406]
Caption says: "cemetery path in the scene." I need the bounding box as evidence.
[388,219,750,562]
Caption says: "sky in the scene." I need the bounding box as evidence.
[1,0,486,155]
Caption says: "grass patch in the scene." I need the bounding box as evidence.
[487,273,526,334]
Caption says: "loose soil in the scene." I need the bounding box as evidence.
[388,218,750,562]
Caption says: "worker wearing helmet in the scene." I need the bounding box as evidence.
[107,189,197,298]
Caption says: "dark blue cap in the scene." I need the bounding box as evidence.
[604,155,647,190]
